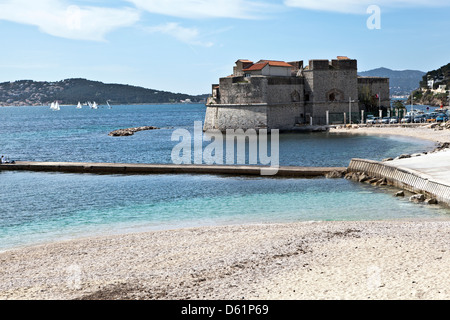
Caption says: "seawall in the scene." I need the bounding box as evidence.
[0,161,347,178]
[348,158,450,206]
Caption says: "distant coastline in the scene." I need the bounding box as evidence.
[0,78,208,107]
[0,102,207,107]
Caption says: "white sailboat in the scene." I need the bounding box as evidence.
[76,102,82,109]
[50,101,60,111]
[107,100,112,109]
[91,101,98,109]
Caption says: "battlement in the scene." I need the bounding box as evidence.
[308,60,330,70]
[307,58,357,71]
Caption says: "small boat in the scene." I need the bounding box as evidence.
[50,101,60,111]
[76,102,82,109]
[91,101,98,109]
[107,100,112,109]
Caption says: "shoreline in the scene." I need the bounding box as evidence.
[1,220,449,300]
[329,125,450,144]
[2,125,450,300]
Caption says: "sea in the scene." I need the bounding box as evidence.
[1,103,449,251]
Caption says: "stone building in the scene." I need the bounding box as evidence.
[204,57,390,131]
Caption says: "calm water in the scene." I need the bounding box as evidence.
[0,104,448,251]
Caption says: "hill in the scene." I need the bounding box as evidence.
[0,78,208,106]
[410,62,450,106]
[419,62,450,90]
[358,67,425,96]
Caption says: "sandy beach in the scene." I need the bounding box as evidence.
[1,220,449,300]
[330,124,450,144]
[1,124,450,300]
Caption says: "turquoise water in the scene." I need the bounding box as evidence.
[0,104,449,251]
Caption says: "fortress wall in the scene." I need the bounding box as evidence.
[218,77,267,105]
[308,69,359,103]
[304,69,358,121]
[267,104,304,129]
[203,105,268,131]
[266,78,304,105]
[357,77,390,108]
[204,106,218,130]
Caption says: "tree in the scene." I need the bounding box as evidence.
[392,100,406,118]
[359,85,382,114]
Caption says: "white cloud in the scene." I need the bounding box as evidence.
[145,23,214,47]
[284,0,450,14]
[127,0,274,19]
[0,0,140,41]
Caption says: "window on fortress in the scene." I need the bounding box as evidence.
[291,90,300,102]
[328,91,342,101]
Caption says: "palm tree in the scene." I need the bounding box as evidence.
[393,100,407,118]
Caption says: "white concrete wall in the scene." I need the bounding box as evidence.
[262,66,291,77]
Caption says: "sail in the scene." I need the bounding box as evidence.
[92,102,98,109]
[77,102,82,109]
[50,101,60,110]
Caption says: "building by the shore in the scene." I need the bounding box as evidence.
[204,57,390,131]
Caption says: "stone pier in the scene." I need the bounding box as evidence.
[0,161,347,178]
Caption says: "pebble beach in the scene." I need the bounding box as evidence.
[1,124,450,300]
[1,220,449,300]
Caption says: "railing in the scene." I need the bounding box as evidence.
[348,158,450,205]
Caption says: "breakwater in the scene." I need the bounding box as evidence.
[0,161,347,178]
[348,158,450,206]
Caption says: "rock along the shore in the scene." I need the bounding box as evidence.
[109,126,159,136]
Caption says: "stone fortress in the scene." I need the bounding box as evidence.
[204,56,390,131]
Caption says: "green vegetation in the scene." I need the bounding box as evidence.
[392,99,407,118]
[358,85,381,114]
[411,62,450,106]
[0,78,208,106]
[419,63,450,89]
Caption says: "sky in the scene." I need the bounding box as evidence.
[0,0,449,95]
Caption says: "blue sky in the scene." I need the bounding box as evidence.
[0,0,448,95]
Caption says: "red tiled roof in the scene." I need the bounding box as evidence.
[243,60,293,71]
[243,62,268,71]
[261,60,294,67]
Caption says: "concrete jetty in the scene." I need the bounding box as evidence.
[0,161,347,178]
[3,150,450,206]
[348,149,450,206]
